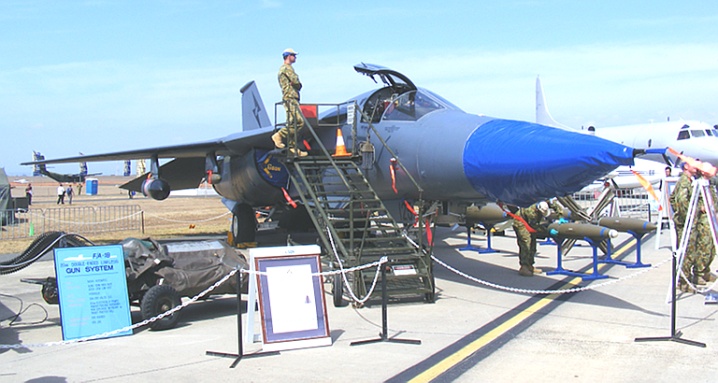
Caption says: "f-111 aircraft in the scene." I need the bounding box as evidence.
[23,63,639,242]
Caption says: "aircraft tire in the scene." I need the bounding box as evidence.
[231,203,257,243]
[141,284,182,331]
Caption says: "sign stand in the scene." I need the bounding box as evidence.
[206,270,279,368]
[634,252,705,347]
[350,262,421,346]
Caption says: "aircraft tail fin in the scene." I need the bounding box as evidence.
[32,151,47,175]
[240,81,272,131]
[535,76,572,131]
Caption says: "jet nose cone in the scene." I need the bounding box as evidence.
[463,119,635,206]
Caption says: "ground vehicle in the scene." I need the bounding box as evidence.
[25,236,248,330]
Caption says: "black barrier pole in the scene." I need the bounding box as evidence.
[350,262,421,346]
[206,269,280,367]
[634,252,705,347]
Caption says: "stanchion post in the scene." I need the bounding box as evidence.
[206,269,280,367]
[634,252,705,347]
[350,260,421,346]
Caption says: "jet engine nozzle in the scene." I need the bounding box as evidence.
[142,178,171,200]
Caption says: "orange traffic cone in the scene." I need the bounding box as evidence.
[333,128,351,157]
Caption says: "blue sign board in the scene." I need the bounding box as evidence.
[54,245,132,340]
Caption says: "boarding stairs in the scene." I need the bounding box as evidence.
[277,101,434,306]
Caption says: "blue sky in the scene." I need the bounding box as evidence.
[2,0,718,175]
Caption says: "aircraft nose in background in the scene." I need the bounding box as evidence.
[463,119,636,206]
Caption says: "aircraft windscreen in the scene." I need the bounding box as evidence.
[677,130,689,140]
[691,130,706,138]
[383,90,445,121]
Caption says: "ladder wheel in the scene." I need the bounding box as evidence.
[333,274,346,307]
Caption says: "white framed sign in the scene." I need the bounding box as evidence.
[246,245,331,352]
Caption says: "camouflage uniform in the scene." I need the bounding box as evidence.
[670,171,693,248]
[512,204,544,269]
[687,181,718,280]
[277,63,304,149]
[671,172,718,283]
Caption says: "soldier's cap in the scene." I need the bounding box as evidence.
[282,48,298,58]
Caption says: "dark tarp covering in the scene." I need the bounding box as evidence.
[1,168,12,225]
[121,238,248,297]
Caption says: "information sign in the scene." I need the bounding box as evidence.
[54,245,132,340]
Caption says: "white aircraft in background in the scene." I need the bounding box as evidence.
[536,77,718,168]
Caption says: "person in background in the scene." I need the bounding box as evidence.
[25,183,33,205]
[56,183,65,204]
[66,184,74,204]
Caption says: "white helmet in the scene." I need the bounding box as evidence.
[537,201,550,217]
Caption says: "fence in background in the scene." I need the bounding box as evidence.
[571,188,654,221]
[1,205,142,240]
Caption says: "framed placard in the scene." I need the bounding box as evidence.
[54,245,132,340]
[248,245,330,352]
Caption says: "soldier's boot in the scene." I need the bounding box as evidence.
[702,272,718,283]
[531,266,543,274]
[518,265,534,277]
[695,275,707,285]
[271,132,285,149]
[288,148,308,157]
[678,277,696,293]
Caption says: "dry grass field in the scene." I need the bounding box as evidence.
[2,176,231,255]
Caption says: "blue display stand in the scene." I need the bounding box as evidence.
[547,237,608,281]
[599,230,651,269]
[459,225,499,253]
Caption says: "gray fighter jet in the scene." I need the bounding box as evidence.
[23,63,639,242]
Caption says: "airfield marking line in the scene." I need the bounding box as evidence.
[407,238,637,383]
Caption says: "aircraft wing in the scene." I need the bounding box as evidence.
[20,128,275,166]
[120,157,208,192]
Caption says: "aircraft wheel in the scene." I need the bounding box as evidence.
[141,285,181,331]
[231,203,257,243]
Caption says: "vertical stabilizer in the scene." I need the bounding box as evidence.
[240,81,272,131]
[535,76,572,130]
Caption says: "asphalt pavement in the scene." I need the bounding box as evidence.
[1,226,717,383]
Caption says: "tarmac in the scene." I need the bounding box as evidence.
[1,226,717,383]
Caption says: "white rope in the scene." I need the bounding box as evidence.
[432,254,671,295]
[142,211,231,224]
[326,226,385,305]
[0,268,238,349]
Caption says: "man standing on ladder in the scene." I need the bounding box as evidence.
[272,48,307,157]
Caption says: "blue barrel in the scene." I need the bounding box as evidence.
[85,178,98,195]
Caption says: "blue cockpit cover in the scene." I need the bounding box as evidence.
[463,119,635,206]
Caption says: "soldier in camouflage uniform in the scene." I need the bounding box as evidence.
[686,172,718,286]
[272,48,307,157]
[670,162,696,250]
[670,163,718,290]
[513,201,551,276]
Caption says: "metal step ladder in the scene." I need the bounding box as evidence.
[286,154,434,306]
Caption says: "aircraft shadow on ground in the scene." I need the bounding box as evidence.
[432,238,669,318]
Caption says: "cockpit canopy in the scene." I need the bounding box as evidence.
[318,63,462,125]
[676,123,718,140]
